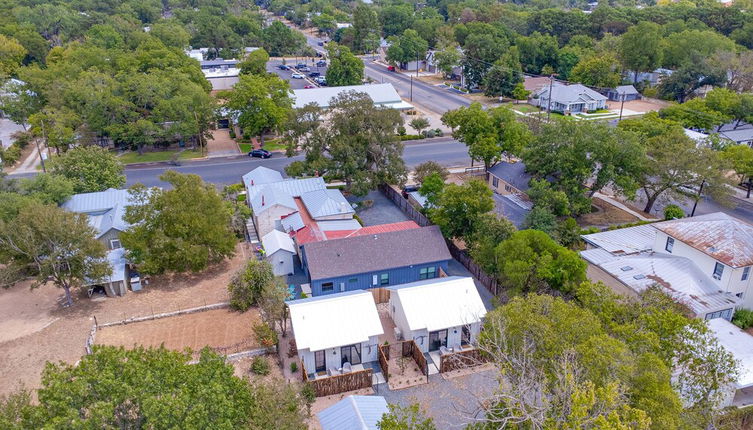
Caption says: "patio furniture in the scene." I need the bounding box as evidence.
[439,346,453,356]
[285,284,296,301]
[328,368,340,377]
[342,362,352,373]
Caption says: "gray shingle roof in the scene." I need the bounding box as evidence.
[300,189,355,219]
[614,85,639,95]
[538,83,607,104]
[304,225,451,280]
[487,161,532,192]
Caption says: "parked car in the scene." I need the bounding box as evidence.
[298,66,311,72]
[317,41,324,46]
[308,71,320,77]
[316,60,327,67]
[296,63,307,69]
[401,184,419,198]
[304,85,315,89]
[387,65,396,72]
[278,64,289,70]
[315,76,326,85]
[248,149,271,159]
[291,72,305,79]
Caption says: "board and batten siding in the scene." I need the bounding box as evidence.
[308,260,450,296]
[299,335,381,375]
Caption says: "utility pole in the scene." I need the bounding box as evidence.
[546,74,554,122]
[618,92,626,121]
[690,180,705,217]
[37,120,47,173]
[410,76,413,102]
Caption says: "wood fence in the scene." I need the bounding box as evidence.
[370,287,390,304]
[378,184,500,298]
[300,360,373,397]
[439,348,487,373]
[378,340,428,383]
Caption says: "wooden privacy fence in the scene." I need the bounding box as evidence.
[378,184,500,298]
[300,360,373,397]
[439,348,488,373]
[371,287,390,304]
[378,340,428,383]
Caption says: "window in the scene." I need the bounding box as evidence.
[428,330,448,352]
[743,267,750,281]
[314,350,325,373]
[665,237,674,253]
[372,275,378,286]
[380,273,389,286]
[349,278,358,283]
[109,239,121,249]
[340,344,362,366]
[713,262,724,281]
[419,267,437,280]
[322,282,334,292]
[705,308,733,321]
[504,185,513,192]
[492,177,499,188]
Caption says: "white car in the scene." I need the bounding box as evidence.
[291,72,304,79]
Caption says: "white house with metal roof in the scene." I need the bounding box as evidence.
[291,83,413,110]
[317,395,389,430]
[261,229,296,276]
[388,277,487,354]
[300,189,355,220]
[581,212,753,319]
[288,290,383,378]
[707,318,753,407]
[530,83,608,114]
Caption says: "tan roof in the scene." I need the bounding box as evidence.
[654,213,753,268]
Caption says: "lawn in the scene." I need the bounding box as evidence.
[118,150,203,164]
[509,104,540,113]
[238,139,286,153]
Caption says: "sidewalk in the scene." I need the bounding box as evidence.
[10,144,43,174]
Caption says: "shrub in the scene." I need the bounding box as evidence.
[434,128,444,137]
[251,356,270,375]
[229,129,236,139]
[290,361,298,373]
[399,134,423,141]
[425,129,436,138]
[228,260,275,311]
[663,204,685,220]
[397,126,406,136]
[253,322,278,347]
[353,214,364,226]
[0,144,22,166]
[733,309,753,329]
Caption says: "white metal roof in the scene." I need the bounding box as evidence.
[581,224,657,255]
[280,212,305,232]
[244,175,326,203]
[242,166,283,188]
[581,251,740,317]
[291,83,402,109]
[86,248,127,286]
[317,395,389,430]
[287,291,383,352]
[300,189,355,219]
[250,186,297,214]
[317,219,362,231]
[388,277,487,332]
[262,229,296,255]
[707,318,753,388]
[62,188,134,238]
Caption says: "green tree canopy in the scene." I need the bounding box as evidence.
[325,43,364,87]
[619,21,663,82]
[261,21,305,56]
[239,48,270,76]
[386,29,428,67]
[47,146,126,193]
[429,179,494,240]
[569,54,622,88]
[222,73,292,146]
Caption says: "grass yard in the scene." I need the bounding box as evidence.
[118,149,203,164]
[511,104,540,113]
[239,139,286,153]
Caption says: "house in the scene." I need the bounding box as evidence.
[388,276,487,353]
[250,186,299,239]
[606,85,640,102]
[261,229,296,276]
[288,291,383,377]
[580,212,753,319]
[317,395,389,430]
[530,83,608,114]
[293,220,420,246]
[627,68,674,86]
[299,189,355,221]
[291,83,413,110]
[202,66,240,91]
[487,160,532,196]
[706,318,753,407]
[301,225,452,296]
[714,122,753,147]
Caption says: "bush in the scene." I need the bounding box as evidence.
[353,214,364,226]
[399,134,423,141]
[251,356,270,375]
[253,322,279,347]
[0,144,22,166]
[434,128,444,137]
[397,126,406,136]
[228,129,236,139]
[228,260,275,311]
[425,129,436,138]
[290,361,298,373]
[733,309,753,329]
[663,204,685,220]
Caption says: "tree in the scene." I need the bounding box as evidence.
[569,55,621,88]
[619,21,663,83]
[664,204,685,220]
[659,98,730,131]
[511,83,530,104]
[466,213,516,273]
[228,259,276,311]
[47,146,125,193]
[0,345,306,428]
[0,34,25,78]
[285,92,406,196]
[386,30,428,68]
[18,174,74,205]
[662,30,736,69]
[483,61,523,98]
[418,172,444,207]
[311,13,337,37]
[325,43,364,87]
[442,103,531,171]
[121,171,236,275]
[657,59,727,103]
[462,33,510,88]
[433,46,460,78]
[149,20,191,49]
[262,21,305,56]
[723,144,753,198]
[377,403,436,430]
[409,117,430,136]
[222,73,292,147]
[413,161,449,184]
[0,202,110,306]
[0,79,41,130]
[258,277,289,336]
[352,3,380,54]
[239,48,270,76]
[430,179,494,240]
[494,229,586,294]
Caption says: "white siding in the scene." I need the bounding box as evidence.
[267,250,294,276]
[299,336,380,375]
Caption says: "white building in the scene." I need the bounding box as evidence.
[581,213,753,320]
[707,318,753,407]
[388,276,487,354]
[291,83,413,110]
[261,229,296,276]
[288,291,384,378]
[530,83,608,114]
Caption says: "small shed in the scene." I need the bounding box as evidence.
[317,395,389,430]
[607,85,640,102]
[262,229,297,276]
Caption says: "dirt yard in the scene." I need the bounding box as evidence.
[606,98,670,113]
[0,242,248,398]
[96,308,259,354]
[386,355,428,390]
[578,197,641,228]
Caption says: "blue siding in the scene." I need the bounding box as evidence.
[309,260,450,296]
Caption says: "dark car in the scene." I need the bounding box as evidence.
[295,63,307,69]
[308,71,320,78]
[277,64,289,70]
[316,60,327,67]
[401,184,419,198]
[248,149,271,159]
[317,41,324,46]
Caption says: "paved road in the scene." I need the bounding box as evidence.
[123,139,471,187]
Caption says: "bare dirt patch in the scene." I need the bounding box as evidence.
[606,98,669,113]
[96,308,259,354]
[578,197,640,228]
[0,281,63,343]
[386,356,427,390]
[232,353,285,384]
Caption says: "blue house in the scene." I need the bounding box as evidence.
[301,225,452,296]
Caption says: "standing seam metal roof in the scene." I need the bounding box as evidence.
[317,395,389,430]
[300,189,355,219]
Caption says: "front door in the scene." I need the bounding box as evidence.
[314,350,325,373]
[429,329,448,352]
[340,344,362,366]
[461,326,471,345]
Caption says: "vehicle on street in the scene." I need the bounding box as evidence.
[316,60,327,67]
[304,85,315,89]
[291,72,305,79]
[296,63,307,69]
[248,149,272,159]
[315,76,326,85]
[278,64,289,70]
[387,65,396,72]
[401,184,419,198]
[308,72,320,77]
[298,66,311,72]
[317,41,324,46]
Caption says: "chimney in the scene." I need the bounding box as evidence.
[262,194,265,206]
[251,179,254,186]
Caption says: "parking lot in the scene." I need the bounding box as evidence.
[266,58,329,90]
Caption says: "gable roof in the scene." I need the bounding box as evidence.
[246,176,326,202]
[487,161,532,192]
[62,188,133,238]
[280,212,305,232]
[291,83,402,109]
[613,85,639,95]
[294,220,419,245]
[250,186,297,214]
[241,166,283,187]
[317,396,389,430]
[300,189,355,219]
[287,291,383,351]
[388,277,487,331]
[303,225,451,280]
[581,224,657,255]
[262,229,296,255]
[537,83,607,104]
[654,212,753,268]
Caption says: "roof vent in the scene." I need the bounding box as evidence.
[633,274,646,280]
[620,266,633,272]
[373,235,378,240]
[708,246,717,252]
